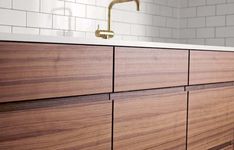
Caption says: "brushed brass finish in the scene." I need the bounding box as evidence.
[95,0,140,39]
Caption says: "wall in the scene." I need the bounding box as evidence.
[179,0,234,46]
[1,0,234,46]
[0,0,180,42]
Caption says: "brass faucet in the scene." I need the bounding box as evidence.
[95,0,140,39]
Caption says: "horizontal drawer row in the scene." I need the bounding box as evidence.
[0,42,234,103]
[1,85,234,150]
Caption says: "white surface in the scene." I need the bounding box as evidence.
[0,33,234,52]
[0,0,180,42]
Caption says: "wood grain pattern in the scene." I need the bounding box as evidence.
[220,145,234,150]
[115,47,188,92]
[0,97,112,150]
[208,141,234,150]
[0,42,113,103]
[188,87,234,150]
[190,51,234,85]
[114,91,187,150]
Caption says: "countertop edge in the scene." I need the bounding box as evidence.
[0,33,234,52]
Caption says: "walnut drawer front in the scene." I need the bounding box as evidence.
[115,47,188,92]
[188,87,234,150]
[190,51,234,85]
[0,42,113,103]
[0,95,112,150]
[114,91,187,150]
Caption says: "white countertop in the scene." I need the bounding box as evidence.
[0,33,234,52]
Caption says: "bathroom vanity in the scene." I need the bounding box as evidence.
[0,33,234,150]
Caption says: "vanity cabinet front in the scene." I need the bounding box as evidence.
[0,95,112,150]
[113,89,187,150]
[115,47,188,92]
[0,42,113,103]
[188,87,234,150]
[190,51,234,85]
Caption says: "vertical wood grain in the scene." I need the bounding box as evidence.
[190,51,234,85]
[114,91,187,150]
[0,42,113,103]
[115,47,188,92]
[188,87,234,150]
[0,97,112,150]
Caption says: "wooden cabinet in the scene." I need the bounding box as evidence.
[115,47,188,92]
[0,95,112,150]
[190,51,234,85]
[188,87,234,150]
[0,42,113,103]
[113,88,187,150]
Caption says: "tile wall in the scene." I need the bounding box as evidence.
[0,0,180,42]
[179,0,234,46]
[0,0,234,46]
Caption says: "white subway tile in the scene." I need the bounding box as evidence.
[226,38,234,46]
[227,15,234,26]
[27,12,52,28]
[13,27,39,35]
[188,17,205,28]
[166,18,179,28]
[207,0,226,5]
[197,6,215,17]
[76,0,95,5]
[86,6,106,20]
[188,0,206,7]
[0,0,11,8]
[76,18,96,32]
[197,28,215,38]
[217,3,234,15]
[146,26,159,37]
[216,27,234,37]
[53,15,75,30]
[40,28,64,36]
[0,25,11,33]
[180,7,196,18]
[187,39,205,45]
[206,16,226,27]
[41,0,64,15]
[65,2,85,17]
[179,29,196,38]
[159,28,172,38]
[206,38,225,46]
[112,22,131,35]
[13,0,39,11]
[153,16,166,27]
[0,9,26,26]
[130,24,146,36]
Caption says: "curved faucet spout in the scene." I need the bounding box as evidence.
[108,0,140,30]
[95,0,140,39]
[109,0,140,11]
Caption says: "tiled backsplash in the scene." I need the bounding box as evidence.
[0,0,180,42]
[179,0,234,46]
[0,0,234,46]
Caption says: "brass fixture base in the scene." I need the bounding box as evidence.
[95,29,114,39]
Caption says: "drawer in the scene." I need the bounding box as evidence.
[190,51,234,85]
[115,47,188,92]
[0,42,113,103]
[0,94,112,150]
[113,88,187,150]
[188,87,234,150]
